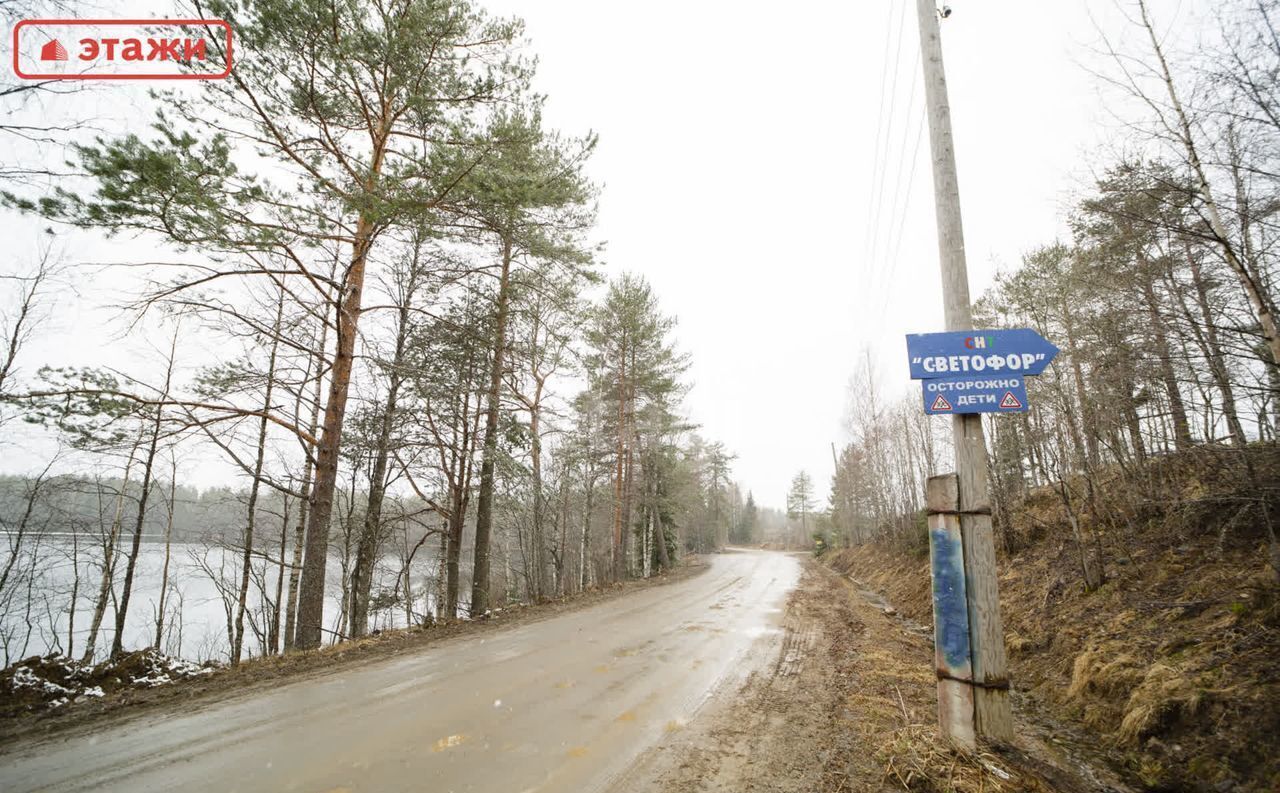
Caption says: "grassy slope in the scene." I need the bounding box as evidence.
[826,447,1280,793]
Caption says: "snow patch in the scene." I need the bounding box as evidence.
[3,649,221,714]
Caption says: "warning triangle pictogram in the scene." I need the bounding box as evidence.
[930,394,952,412]
[999,391,1023,410]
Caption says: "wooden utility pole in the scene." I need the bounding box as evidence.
[926,474,976,749]
[914,0,1013,742]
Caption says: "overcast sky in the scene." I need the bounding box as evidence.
[2,0,1207,508]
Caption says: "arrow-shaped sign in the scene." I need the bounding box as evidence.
[906,329,1059,380]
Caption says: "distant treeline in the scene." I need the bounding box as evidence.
[0,474,278,544]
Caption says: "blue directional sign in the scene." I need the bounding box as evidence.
[922,375,1029,415]
[906,329,1059,380]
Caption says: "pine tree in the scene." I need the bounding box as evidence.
[447,110,597,616]
[787,471,815,549]
[584,274,688,579]
[33,0,531,649]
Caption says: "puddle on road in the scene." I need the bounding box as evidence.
[432,734,469,752]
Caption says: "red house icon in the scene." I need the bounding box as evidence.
[40,39,67,61]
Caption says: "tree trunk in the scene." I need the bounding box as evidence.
[284,309,329,653]
[1139,273,1193,450]
[622,344,639,572]
[471,236,515,618]
[612,331,627,582]
[110,419,162,657]
[154,456,178,651]
[270,498,289,654]
[652,458,671,571]
[67,531,80,659]
[83,442,141,662]
[111,331,176,658]
[580,477,594,592]
[435,527,448,620]
[1185,250,1249,446]
[349,430,391,638]
[1059,477,1103,592]
[529,378,551,601]
[233,299,282,665]
[442,344,479,620]
[1137,0,1280,372]
[294,219,377,650]
[294,107,391,650]
[1061,305,1099,467]
[444,471,466,619]
[350,294,412,637]
[1125,400,1147,463]
[556,458,571,595]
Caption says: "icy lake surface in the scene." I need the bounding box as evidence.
[1,539,440,665]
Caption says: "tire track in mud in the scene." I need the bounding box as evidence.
[615,559,867,793]
[772,611,819,686]
[615,557,1126,793]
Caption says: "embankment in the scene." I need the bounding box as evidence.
[827,446,1280,792]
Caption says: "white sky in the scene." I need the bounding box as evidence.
[2,0,1209,509]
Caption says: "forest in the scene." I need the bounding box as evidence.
[815,5,1280,786]
[1,1,1278,791]
[827,0,1280,582]
[0,0,765,667]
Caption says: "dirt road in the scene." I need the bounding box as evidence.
[0,548,801,793]
[617,553,872,792]
[619,557,1130,793]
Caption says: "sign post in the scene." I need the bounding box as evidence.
[910,0,1041,747]
[926,473,976,749]
[905,324,1058,748]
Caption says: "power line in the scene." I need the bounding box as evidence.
[865,2,923,331]
[861,2,897,269]
[864,1,909,282]
[868,64,921,317]
[874,105,927,333]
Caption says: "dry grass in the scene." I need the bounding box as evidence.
[1067,646,1146,701]
[818,567,1070,793]
[874,724,1031,793]
[1116,663,1203,746]
[823,446,1280,792]
[1065,645,1207,744]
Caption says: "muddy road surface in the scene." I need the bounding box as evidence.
[0,549,801,793]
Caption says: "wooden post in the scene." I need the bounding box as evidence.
[926,474,975,750]
[915,0,1013,741]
